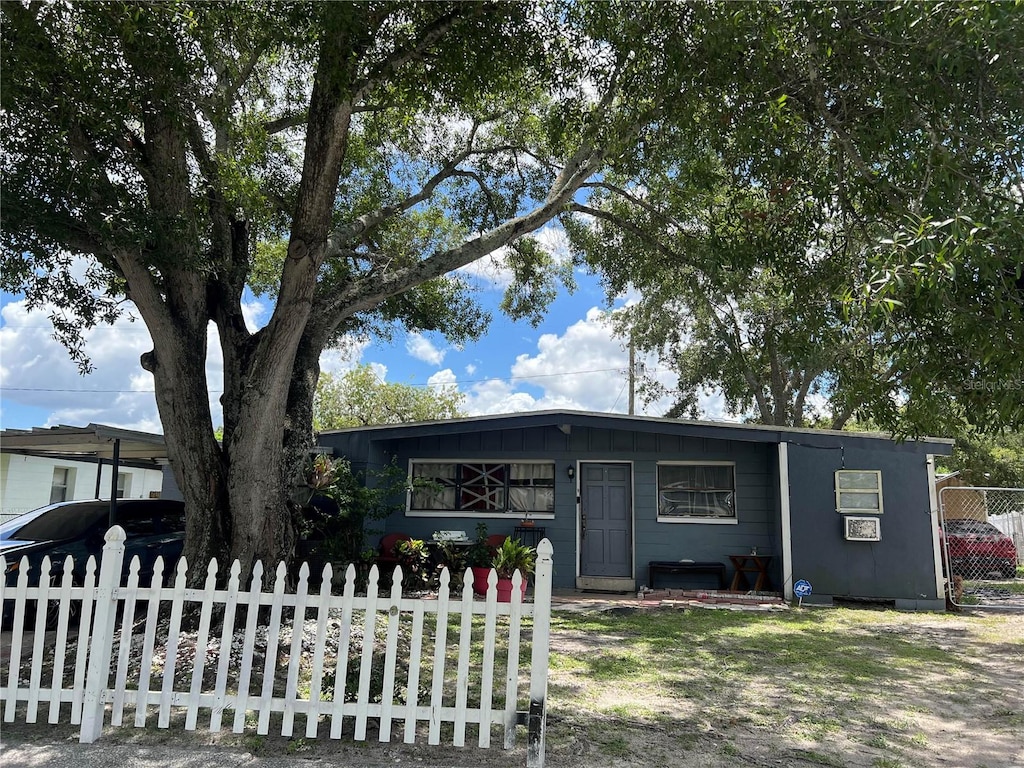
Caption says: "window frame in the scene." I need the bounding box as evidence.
[834,470,884,515]
[49,467,72,504]
[656,461,738,525]
[116,472,130,499]
[407,459,557,518]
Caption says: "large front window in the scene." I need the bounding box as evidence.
[410,461,555,514]
[657,463,736,521]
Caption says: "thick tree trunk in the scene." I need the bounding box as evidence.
[142,320,230,580]
[284,330,326,482]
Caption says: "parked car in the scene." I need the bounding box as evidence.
[1,498,186,590]
[939,518,1018,579]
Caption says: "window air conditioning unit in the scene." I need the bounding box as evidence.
[844,516,881,542]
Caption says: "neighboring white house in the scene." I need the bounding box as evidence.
[0,424,172,523]
[0,453,165,523]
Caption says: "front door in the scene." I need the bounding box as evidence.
[580,463,632,578]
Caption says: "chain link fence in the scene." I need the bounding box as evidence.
[939,487,1024,609]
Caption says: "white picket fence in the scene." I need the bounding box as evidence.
[0,527,553,767]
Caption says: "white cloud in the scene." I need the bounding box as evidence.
[456,247,516,290]
[0,298,163,431]
[426,369,457,387]
[318,337,372,377]
[405,332,446,366]
[452,306,736,422]
[456,223,572,292]
[0,293,280,432]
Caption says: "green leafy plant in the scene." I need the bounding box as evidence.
[463,523,494,569]
[297,457,409,570]
[491,536,536,579]
[393,538,431,590]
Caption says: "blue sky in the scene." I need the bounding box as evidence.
[0,228,729,433]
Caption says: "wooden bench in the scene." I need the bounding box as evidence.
[648,561,727,590]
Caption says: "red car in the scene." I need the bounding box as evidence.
[940,518,1018,579]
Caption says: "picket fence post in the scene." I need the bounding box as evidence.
[526,538,553,768]
[80,526,127,743]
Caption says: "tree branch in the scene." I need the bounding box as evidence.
[580,181,689,233]
[350,7,473,104]
[320,146,606,322]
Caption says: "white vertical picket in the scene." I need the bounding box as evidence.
[328,564,357,739]
[184,559,218,730]
[453,567,478,747]
[47,556,76,724]
[304,563,334,739]
[111,556,142,726]
[477,570,505,748]
[157,557,190,728]
[133,557,165,727]
[526,538,554,768]
[256,562,288,735]
[232,561,264,733]
[0,536,556,766]
[281,562,310,737]
[503,570,525,749]
[210,560,242,733]
[26,555,53,723]
[70,556,98,726]
[402,598,425,744]
[3,558,30,723]
[427,567,451,745]
[378,571,404,742]
[354,564,381,741]
[81,526,127,743]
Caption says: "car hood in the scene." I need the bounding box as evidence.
[0,538,62,555]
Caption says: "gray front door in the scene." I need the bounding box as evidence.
[580,463,632,577]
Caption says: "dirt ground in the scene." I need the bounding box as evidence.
[1,604,1022,768]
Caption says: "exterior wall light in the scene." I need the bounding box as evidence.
[567,465,575,480]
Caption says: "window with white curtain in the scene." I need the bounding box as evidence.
[410,461,555,514]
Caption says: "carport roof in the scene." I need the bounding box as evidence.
[0,423,168,465]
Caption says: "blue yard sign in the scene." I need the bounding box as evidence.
[794,579,812,606]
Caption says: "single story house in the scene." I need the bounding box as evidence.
[320,410,953,610]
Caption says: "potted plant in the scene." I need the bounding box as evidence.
[491,536,536,602]
[465,523,495,596]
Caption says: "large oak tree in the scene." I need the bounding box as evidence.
[3,2,1020,577]
[1,1,725,575]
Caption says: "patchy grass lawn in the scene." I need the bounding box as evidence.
[544,606,1023,768]
[1,604,1021,768]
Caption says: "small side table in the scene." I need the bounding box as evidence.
[513,525,546,548]
[729,554,773,592]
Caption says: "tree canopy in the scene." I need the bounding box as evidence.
[3,1,1021,575]
[314,365,465,430]
[568,1,1024,436]
[938,430,1024,488]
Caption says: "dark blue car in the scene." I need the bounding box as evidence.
[1,498,186,603]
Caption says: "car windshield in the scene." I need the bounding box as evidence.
[945,519,1001,536]
[0,502,108,542]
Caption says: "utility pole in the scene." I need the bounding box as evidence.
[628,337,635,415]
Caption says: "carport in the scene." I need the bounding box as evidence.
[0,424,170,526]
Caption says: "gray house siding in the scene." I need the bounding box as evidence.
[320,411,951,607]
[327,423,780,591]
[787,440,943,610]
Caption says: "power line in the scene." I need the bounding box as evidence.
[0,364,638,396]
